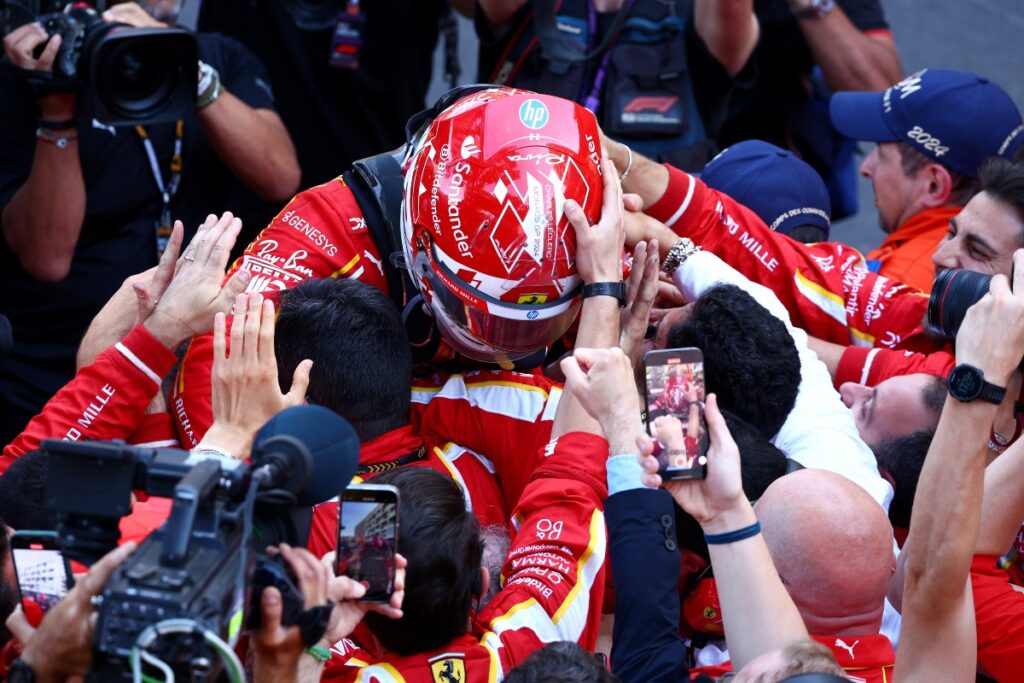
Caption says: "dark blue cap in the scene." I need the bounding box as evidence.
[830,69,1024,178]
[701,140,831,239]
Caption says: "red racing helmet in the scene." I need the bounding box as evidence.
[401,86,604,363]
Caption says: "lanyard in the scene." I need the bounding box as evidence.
[580,0,639,115]
[135,120,184,258]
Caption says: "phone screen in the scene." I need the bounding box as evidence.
[644,348,708,480]
[13,544,70,615]
[337,487,398,602]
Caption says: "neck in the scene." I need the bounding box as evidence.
[803,607,884,638]
[593,0,624,11]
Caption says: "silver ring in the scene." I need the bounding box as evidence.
[183,252,196,262]
[90,595,103,607]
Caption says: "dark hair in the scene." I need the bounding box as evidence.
[666,284,800,439]
[504,641,619,683]
[0,516,16,646]
[0,450,57,531]
[979,156,1024,231]
[676,412,787,561]
[275,278,412,442]
[362,467,483,655]
[898,143,977,206]
[873,429,936,529]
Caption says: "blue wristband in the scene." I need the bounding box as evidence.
[703,521,761,545]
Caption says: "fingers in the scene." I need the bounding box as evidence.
[623,192,644,213]
[600,157,624,225]
[229,293,247,364]
[704,394,735,452]
[151,222,183,298]
[564,199,590,239]
[80,541,136,596]
[217,267,253,309]
[208,215,244,270]
[279,543,328,607]
[287,360,313,404]
[259,299,276,366]
[260,586,284,634]
[34,33,61,71]
[243,292,264,368]
[1014,249,1024,293]
[560,355,589,393]
[625,241,648,299]
[5,605,35,645]
[213,312,227,364]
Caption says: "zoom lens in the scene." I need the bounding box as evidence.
[926,268,992,339]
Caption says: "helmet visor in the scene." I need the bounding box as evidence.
[420,248,581,362]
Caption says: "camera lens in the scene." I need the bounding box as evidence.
[98,39,177,117]
[926,268,992,339]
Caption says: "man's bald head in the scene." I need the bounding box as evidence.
[755,470,894,636]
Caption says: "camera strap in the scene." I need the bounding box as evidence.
[135,120,184,259]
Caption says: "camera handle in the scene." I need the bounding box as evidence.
[160,459,221,568]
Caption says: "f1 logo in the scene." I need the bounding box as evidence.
[519,99,549,130]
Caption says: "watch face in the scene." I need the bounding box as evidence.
[950,366,982,400]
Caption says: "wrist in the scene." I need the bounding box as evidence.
[198,424,250,459]
[698,499,755,535]
[603,415,643,455]
[19,648,59,683]
[38,93,75,119]
[143,311,190,349]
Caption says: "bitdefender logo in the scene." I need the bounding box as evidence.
[519,99,549,130]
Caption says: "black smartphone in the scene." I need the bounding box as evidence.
[11,531,73,616]
[336,484,399,602]
[643,347,709,480]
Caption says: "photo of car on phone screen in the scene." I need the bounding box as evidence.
[11,531,73,617]
[643,347,709,480]
[336,484,399,602]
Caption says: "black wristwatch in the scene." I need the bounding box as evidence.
[7,658,37,683]
[947,364,1007,404]
[582,281,626,308]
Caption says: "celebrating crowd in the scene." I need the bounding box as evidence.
[1,0,1024,682]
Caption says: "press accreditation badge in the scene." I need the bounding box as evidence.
[329,0,365,70]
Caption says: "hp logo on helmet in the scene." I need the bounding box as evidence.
[527,310,539,319]
[519,99,549,130]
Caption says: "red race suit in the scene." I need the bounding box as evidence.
[171,177,387,447]
[647,165,942,355]
[322,431,609,683]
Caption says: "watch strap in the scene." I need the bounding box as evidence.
[7,658,37,683]
[582,281,626,308]
[980,380,1008,405]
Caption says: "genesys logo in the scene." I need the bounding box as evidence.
[519,99,549,130]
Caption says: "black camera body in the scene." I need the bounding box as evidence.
[2,1,197,125]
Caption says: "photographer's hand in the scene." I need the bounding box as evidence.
[202,293,312,459]
[619,239,659,368]
[955,251,1024,388]
[5,542,136,683]
[102,2,167,27]
[143,212,252,349]
[319,551,407,643]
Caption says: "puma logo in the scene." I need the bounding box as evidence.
[363,250,384,276]
[835,638,859,660]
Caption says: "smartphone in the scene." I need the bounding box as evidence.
[336,484,399,602]
[11,531,73,618]
[643,347,709,480]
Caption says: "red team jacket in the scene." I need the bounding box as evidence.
[171,176,388,447]
[321,431,609,683]
[646,165,948,374]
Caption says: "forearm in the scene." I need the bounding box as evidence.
[902,398,993,600]
[198,93,300,201]
[1,137,85,282]
[806,336,843,379]
[795,12,900,91]
[604,137,670,210]
[705,503,808,668]
[553,297,620,439]
[694,0,758,76]
[976,438,1024,555]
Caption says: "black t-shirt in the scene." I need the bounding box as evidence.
[717,0,890,155]
[199,0,446,189]
[476,0,744,170]
[0,33,275,432]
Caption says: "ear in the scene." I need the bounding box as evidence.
[919,164,955,208]
[477,566,490,599]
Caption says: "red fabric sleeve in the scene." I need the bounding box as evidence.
[170,179,387,446]
[835,347,955,388]
[0,323,177,473]
[479,431,609,653]
[412,370,560,510]
[971,554,1024,681]
[648,164,935,353]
